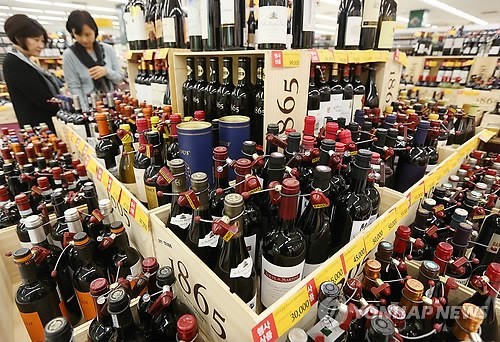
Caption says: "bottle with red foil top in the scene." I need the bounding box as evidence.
[15,193,33,248]
[176,314,201,342]
[88,278,116,342]
[261,178,306,309]
[210,147,230,218]
[133,257,160,299]
[76,164,90,191]
[52,166,63,190]
[303,115,316,138]
[298,135,319,215]
[0,184,18,228]
[133,117,151,207]
[328,142,348,201]
[445,222,475,285]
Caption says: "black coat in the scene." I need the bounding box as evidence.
[3,53,58,132]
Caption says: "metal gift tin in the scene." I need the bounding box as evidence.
[219,115,251,179]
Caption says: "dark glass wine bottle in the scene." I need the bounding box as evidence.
[133,118,150,207]
[365,65,379,108]
[471,213,500,279]
[376,0,397,49]
[258,0,287,50]
[44,316,73,342]
[192,57,207,113]
[291,0,316,49]
[343,0,363,49]
[318,65,331,131]
[352,64,365,118]
[182,58,197,117]
[254,58,265,145]
[187,0,203,51]
[261,178,306,309]
[210,147,230,218]
[203,58,220,122]
[108,288,147,341]
[307,66,321,134]
[108,221,143,281]
[329,64,344,121]
[145,0,159,49]
[88,278,116,342]
[124,0,147,50]
[216,57,235,118]
[366,174,381,225]
[230,57,255,117]
[360,0,381,50]
[162,0,185,48]
[95,113,120,179]
[201,0,221,51]
[445,222,474,285]
[166,159,192,241]
[221,0,244,50]
[144,131,171,209]
[341,64,354,122]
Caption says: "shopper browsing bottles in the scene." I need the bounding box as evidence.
[63,10,124,111]
[3,15,60,132]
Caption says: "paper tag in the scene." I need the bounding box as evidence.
[159,166,174,184]
[110,181,122,201]
[314,256,345,287]
[333,50,348,64]
[282,51,301,68]
[135,206,149,231]
[143,50,154,61]
[317,49,334,63]
[92,209,105,222]
[156,48,168,59]
[170,213,192,229]
[119,190,131,214]
[198,231,219,248]
[410,182,425,205]
[364,221,385,252]
[100,171,110,189]
[272,283,310,336]
[395,199,409,221]
[230,257,253,278]
[341,238,366,273]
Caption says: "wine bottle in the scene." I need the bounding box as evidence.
[132,118,150,207]
[291,0,316,49]
[146,0,159,49]
[144,131,171,209]
[261,177,306,308]
[361,259,390,303]
[124,0,148,50]
[341,64,354,122]
[445,222,474,285]
[108,221,143,281]
[365,65,379,108]
[187,0,203,51]
[318,65,332,130]
[329,64,344,121]
[192,57,207,113]
[351,64,365,119]
[107,288,148,341]
[331,150,372,253]
[343,0,362,49]
[307,66,321,134]
[221,0,245,50]
[184,172,219,268]
[216,57,235,118]
[14,248,63,342]
[95,113,120,179]
[44,316,73,342]
[88,278,116,342]
[213,193,257,310]
[375,0,397,50]
[259,151,285,232]
[182,58,197,117]
[166,159,192,241]
[297,166,332,276]
[203,57,220,123]
[230,57,255,117]
[471,213,500,278]
[375,241,407,303]
[118,124,138,199]
[162,0,185,48]
[433,303,484,341]
[360,0,382,50]
[247,0,257,49]
[15,193,34,249]
[201,0,221,51]
[366,174,380,224]
[258,0,287,50]
[254,58,265,145]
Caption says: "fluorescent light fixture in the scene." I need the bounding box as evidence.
[16,0,52,5]
[94,14,119,19]
[0,13,8,17]
[11,7,44,13]
[0,5,10,10]
[52,2,85,9]
[37,20,50,25]
[397,16,409,23]
[419,0,488,25]
[45,10,67,15]
[37,15,66,21]
[86,6,117,13]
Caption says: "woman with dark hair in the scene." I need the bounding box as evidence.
[63,10,124,111]
[2,14,60,131]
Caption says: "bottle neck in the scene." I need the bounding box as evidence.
[237,64,249,85]
[67,218,84,234]
[92,293,110,322]
[349,165,369,194]
[172,174,187,193]
[86,195,99,213]
[279,192,299,223]
[112,306,136,335]
[19,262,38,283]
[149,145,163,165]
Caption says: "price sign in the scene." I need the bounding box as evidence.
[96,167,103,182]
[282,51,301,68]
[271,284,312,336]
[143,50,154,61]
[410,181,425,205]
[317,49,334,63]
[479,129,497,142]
[347,50,367,64]
[333,50,348,64]
[383,209,399,236]
[341,238,366,273]
[395,199,410,221]
[135,205,149,231]
[364,220,386,251]
[119,189,131,214]
[156,48,168,59]
[110,180,122,201]
[100,170,110,188]
[77,139,85,153]
[398,52,409,67]
[314,256,345,288]
[252,315,278,342]
[424,172,441,193]
[86,158,97,175]
[309,49,320,63]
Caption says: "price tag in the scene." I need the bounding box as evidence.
[463,59,474,66]
[156,48,168,59]
[82,145,89,158]
[126,50,134,60]
[341,238,366,274]
[461,89,480,96]
[129,199,137,218]
[398,52,409,67]
[333,50,348,64]
[110,180,122,201]
[395,199,410,221]
[86,158,97,175]
[96,167,103,181]
[424,172,440,193]
[317,49,334,63]
[282,51,301,68]
[272,285,311,336]
[364,220,386,252]
[309,49,320,63]
[314,256,345,287]
[134,205,149,231]
[347,50,364,64]
[106,176,113,192]
[479,129,497,142]
[119,190,131,214]
[271,51,284,68]
[100,170,109,189]
[143,50,154,61]
[77,139,85,153]
[252,315,279,342]
[410,181,425,205]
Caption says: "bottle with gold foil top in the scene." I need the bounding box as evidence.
[72,232,106,321]
[14,247,62,342]
[432,303,484,341]
[361,259,391,304]
[166,159,192,241]
[134,117,150,207]
[95,113,120,179]
[398,279,432,338]
[118,124,138,198]
[212,193,257,311]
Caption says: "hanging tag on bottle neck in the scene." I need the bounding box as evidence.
[158,166,175,185]
[310,190,330,209]
[91,209,105,223]
[244,175,262,194]
[177,190,200,210]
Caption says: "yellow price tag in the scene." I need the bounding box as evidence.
[126,50,134,60]
[410,182,425,205]
[479,129,497,142]
[156,48,168,59]
[119,190,131,214]
[86,158,97,175]
[314,256,345,287]
[347,50,365,64]
[424,172,440,193]
[333,50,348,64]
[383,209,399,236]
[342,238,366,273]
[77,139,85,153]
[282,51,301,68]
[143,50,154,61]
[134,205,149,231]
[100,170,109,188]
[364,220,386,252]
[399,52,409,67]
[395,199,409,221]
[463,59,474,66]
[317,49,334,63]
[272,286,310,336]
[110,180,122,201]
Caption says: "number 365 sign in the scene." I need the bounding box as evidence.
[264,50,311,137]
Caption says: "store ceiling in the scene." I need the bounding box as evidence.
[0,0,498,36]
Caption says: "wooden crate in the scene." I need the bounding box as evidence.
[150,187,405,342]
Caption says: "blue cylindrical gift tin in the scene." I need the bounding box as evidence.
[177,121,213,185]
[219,116,251,180]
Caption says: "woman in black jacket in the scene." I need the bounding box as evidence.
[3,15,60,132]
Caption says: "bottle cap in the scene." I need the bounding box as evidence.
[364,259,381,279]
[76,164,87,177]
[90,278,109,296]
[286,132,301,153]
[338,129,352,144]
[318,282,341,302]
[452,303,484,340]
[136,117,148,133]
[355,149,373,168]
[415,208,430,227]
[302,136,315,150]
[269,152,285,169]
[15,193,30,207]
[98,198,112,214]
[73,232,90,247]
[325,122,339,139]
[142,257,159,274]
[422,198,437,210]
[376,241,393,262]
[170,114,182,124]
[44,317,72,342]
[452,222,473,246]
[110,221,125,235]
[303,116,315,136]
[177,314,198,341]
[107,288,129,314]
[435,242,454,261]
[312,165,332,190]
[13,247,33,264]
[368,316,395,339]
[267,123,279,135]
[281,177,300,195]
[64,171,75,184]
[242,141,256,157]
[287,328,308,342]
[190,172,209,191]
[320,139,335,152]
[169,159,186,174]
[485,263,500,283]
[194,110,205,121]
[157,266,176,287]
[387,304,406,329]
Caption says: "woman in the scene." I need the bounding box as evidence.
[3,15,60,132]
[63,10,124,111]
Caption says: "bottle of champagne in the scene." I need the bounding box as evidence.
[187,0,203,51]
[297,166,333,277]
[343,0,363,49]
[182,58,197,117]
[192,57,207,113]
[258,0,287,50]
[261,178,306,308]
[204,57,220,122]
[375,0,397,50]
[213,193,257,310]
[254,58,265,145]
[88,278,116,342]
[184,172,219,268]
[162,0,185,48]
[291,0,316,49]
[230,57,255,117]
[107,288,148,341]
[216,57,235,118]
[360,0,382,50]
[221,0,244,50]
[166,159,192,241]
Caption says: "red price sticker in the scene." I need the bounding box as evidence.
[252,315,278,342]
[271,51,283,68]
[309,49,320,63]
[129,199,137,218]
[96,167,103,181]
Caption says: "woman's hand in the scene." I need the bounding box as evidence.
[89,66,108,80]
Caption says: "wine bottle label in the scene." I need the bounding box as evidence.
[257,6,288,45]
[436,70,445,83]
[319,101,331,126]
[146,21,156,41]
[417,43,427,55]
[302,1,316,31]
[155,19,163,39]
[247,293,257,312]
[307,109,321,133]
[330,93,343,120]
[352,94,364,117]
[345,16,362,46]
[230,257,253,278]
[350,218,370,240]
[451,69,461,82]
[449,275,469,286]
[145,184,160,209]
[198,231,219,248]
[170,213,192,229]
[368,213,378,225]
[124,13,135,42]
[489,46,500,55]
[187,0,202,36]
[134,168,147,203]
[444,38,453,49]
[261,257,305,308]
[20,311,45,342]
[362,0,382,27]
[244,234,257,263]
[200,0,209,39]
[340,99,353,122]
[130,258,143,277]
[220,1,235,25]
[303,262,322,278]
[307,315,344,342]
[162,17,176,43]
[444,70,453,79]
[238,67,246,81]
[75,289,97,321]
[486,233,500,254]
[426,163,437,173]
[453,38,464,49]
[129,7,147,41]
[463,46,471,55]
[460,70,469,84]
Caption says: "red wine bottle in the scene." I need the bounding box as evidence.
[351,65,365,119]
[162,0,185,48]
[213,193,257,310]
[375,0,397,50]
[108,288,148,341]
[343,0,362,49]
[318,65,332,129]
[329,64,344,121]
[254,58,265,144]
[471,213,500,279]
[375,241,407,303]
[258,0,287,50]
[166,159,192,241]
[187,0,203,51]
[307,66,321,134]
[365,65,379,108]
[108,221,143,281]
[182,58,197,117]
[192,57,207,112]
[216,57,235,118]
[88,278,116,342]
[341,65,354,122]
[366,174,380,225]
[204,57,220,122]
[230,57,255,117]
[261,177,306,308]
[445,222,474,285]
[291,0,316,49]
[221,0,245,50]
[360,0,381,50]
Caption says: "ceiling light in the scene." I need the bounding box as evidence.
[0,5,10,10]
[16,0,52,5]
[37,16,66,21]
[86,6,117,13]
[37,20,50,25]
[419,0,488,25]
[11,7,44,13]
[52,2,85,9]
[94,14,119,19]
[45,10,67,15]
[397,16,409,23]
